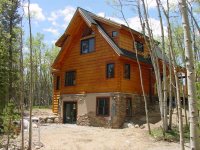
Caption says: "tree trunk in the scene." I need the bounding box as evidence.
[168,44,173,130]
[156,0,168,132]
[159,1,185,148]
[28,0,33,149]
[181,74,188,126]
[20,19,24,150]
[179,0,200,149]
[139,0,165,134]
[8,0,14,102]
[6,118,11,150]
[119,0,151,134]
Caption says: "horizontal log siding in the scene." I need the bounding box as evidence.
[59,25,120,94]
[119,59,155,95]
[119,30,149,56]
[98,22,119,45]
[53,72,61,93]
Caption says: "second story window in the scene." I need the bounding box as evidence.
[124,64,130,79]
[65,71,76,86]
[81,38,95,54]
[135,41,144,52]
[106,63,115,78]
[112,31,118,37]
[56,76,60,90]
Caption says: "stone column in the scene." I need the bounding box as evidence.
[58,95,63,123]
[111,93,126,128]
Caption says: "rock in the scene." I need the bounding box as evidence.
[127,123,134,128]
[77,114,91,126]
[39,118,45,123]
[33,123,38,128]
[123,123,129,128]
[46,118,53,123]
[123,122,134,128]
[35,145,40,149]
[48,116,56,120]
[140,125,145,129]
[23,119,29,130]
[54,117,59,123]
[134,124,139,128]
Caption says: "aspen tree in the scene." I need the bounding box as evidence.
[179,0,200,149]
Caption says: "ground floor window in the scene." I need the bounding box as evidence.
[126,97,132,116]
[96,97,110,116]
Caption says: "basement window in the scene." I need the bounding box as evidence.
[96,97,110,116]
[81,38,95,54]
[65,71,76,86]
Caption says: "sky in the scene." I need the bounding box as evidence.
[22,0,184,46]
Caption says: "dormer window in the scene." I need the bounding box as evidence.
[112,31,118,37]
[135,41,144,52]
[81,38,95,54]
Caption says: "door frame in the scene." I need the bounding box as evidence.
[63,101,78,124]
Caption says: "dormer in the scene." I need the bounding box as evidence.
[80,27,95,54]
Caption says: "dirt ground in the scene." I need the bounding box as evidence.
[3,109,190,150]
[25,109,190,150]
[33,124,189,150]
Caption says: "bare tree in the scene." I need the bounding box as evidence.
[27,0,33,149]
[160,1,185,149]
[156,0,168,132]
[179,0,200,149]
[187,3,200,35]
[138,0,166,135]
[20,19,24,150]
[173,25,188,126]
[118,0,151,134]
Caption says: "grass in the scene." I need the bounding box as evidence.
[151,125,190,142]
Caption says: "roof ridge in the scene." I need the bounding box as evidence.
[78,7,122,27]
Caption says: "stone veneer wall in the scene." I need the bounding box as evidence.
[77,112,110,128]
[111,94,126,128]
[132,95,145,115]
[110,94,153,128]
[60,93,156,128]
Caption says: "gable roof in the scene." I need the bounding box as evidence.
[53,7,168,68]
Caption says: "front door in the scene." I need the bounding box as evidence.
[63,102,77,124]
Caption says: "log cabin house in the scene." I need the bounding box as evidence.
[51,7,169,128]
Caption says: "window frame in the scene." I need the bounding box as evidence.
[126,97,132,117]
[56,76,60,90]
[80,37,95,54]
[96,97,110,117]
[106,63,115,79]
[134,41,144,52]
[112,31,118,37]
[65,70,76,86]
[124,64,131,79]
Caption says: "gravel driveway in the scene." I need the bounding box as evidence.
[28,124,189,150]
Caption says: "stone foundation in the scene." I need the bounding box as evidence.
[77,112,110,128]
[60,92,157,128]
[111,94,126,128]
